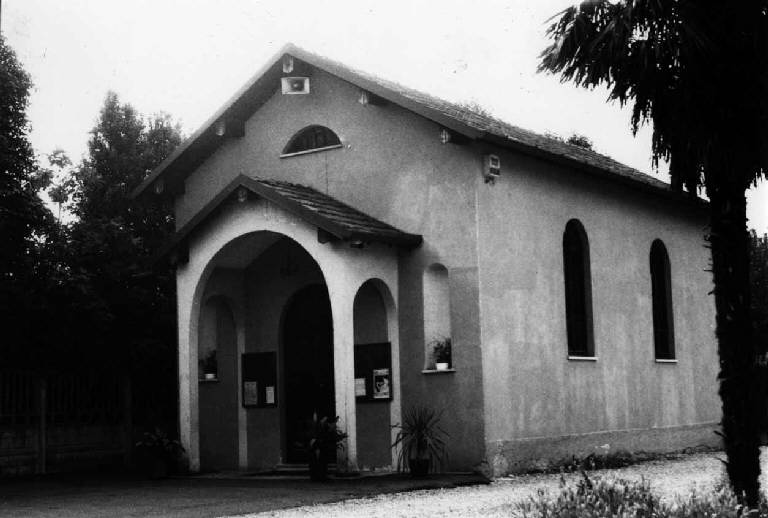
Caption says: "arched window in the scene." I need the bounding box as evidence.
[423,264,452,369]
[563,219,594,357]
[281,125,341,156]
[650,239,675,359]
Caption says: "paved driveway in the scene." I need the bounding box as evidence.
[2,450,767,518]
[237,450,768,518]
[0,472,485,518]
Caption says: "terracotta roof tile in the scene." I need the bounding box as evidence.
[255,178,420,245]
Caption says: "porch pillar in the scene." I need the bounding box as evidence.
[177,265,200,472]
[330,283,358,472]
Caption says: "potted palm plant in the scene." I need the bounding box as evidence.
[135,427,185,479]
[392,405,448,477]
[299,412,348,481]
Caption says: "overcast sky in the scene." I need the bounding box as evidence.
[4,0,766,232]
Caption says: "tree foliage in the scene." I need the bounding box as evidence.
[753,231,768,352]
[540,0,768,505]
[0,36,53,279]
[64,92,182,425]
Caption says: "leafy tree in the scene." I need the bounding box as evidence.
[0,35,52,280]
[0,36,60,366]
[753,231,768,354]
[68,91,183,426]
[540,1,767,505]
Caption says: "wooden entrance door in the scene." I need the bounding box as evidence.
[283,284,335,463]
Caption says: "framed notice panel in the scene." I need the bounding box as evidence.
[242,352,277,408]
[354,342,392,403]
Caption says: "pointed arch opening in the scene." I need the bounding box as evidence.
[563,219,594,358]
[650,239,675,360]
[281,125,342,157]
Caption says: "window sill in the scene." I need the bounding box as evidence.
[199,377,219,383]
[655,358,678,364]
[568,356,598,362]
[422,368,456,375]
[280,144,343,158]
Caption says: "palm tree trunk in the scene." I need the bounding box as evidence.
[709,183,761,506]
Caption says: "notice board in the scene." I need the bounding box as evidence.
[354,342,392,403]
[241,352,277,408]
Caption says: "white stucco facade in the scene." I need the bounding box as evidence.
[176,197,402,472]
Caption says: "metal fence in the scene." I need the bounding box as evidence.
[0,370,129,476]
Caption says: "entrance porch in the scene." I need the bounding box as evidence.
[172,177,420,473]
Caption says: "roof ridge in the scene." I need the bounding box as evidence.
[287,45,665,187]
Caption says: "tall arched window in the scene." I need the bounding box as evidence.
[650,239,675,359]
[563,219,594,357]
[281,125,341,156]
[423,264,451,369]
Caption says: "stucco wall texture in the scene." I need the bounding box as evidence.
[476,149,720,474]
[173,64,720,475]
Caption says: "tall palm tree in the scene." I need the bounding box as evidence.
[539,0,768,506]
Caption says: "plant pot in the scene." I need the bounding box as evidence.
[308,452,329,481]
[144,457,169,479]
[435,362,449,371]
[408,458,430,478]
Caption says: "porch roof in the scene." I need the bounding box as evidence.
[163,175,422,262]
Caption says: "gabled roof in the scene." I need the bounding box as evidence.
[133,43,680,200]
[164,175,422,260]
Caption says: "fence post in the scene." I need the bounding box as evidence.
[37,376,47,475]
[122,375,132,467]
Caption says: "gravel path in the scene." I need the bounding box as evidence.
[236,449,768,518]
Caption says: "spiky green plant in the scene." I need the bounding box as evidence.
[392,405,448,474]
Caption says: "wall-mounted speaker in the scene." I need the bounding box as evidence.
[281,77,310,95]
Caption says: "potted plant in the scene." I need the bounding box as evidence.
[299,412,348,481]
[134,427,185,479]
[431,337,452,370]
[392,405,448,477]
[199,350,217,380]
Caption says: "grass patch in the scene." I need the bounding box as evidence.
[524,445,720,475]
[517,471,768,517]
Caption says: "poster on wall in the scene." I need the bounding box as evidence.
[243,381,259,406]
[372,368,390,399]
[355,378,367,397]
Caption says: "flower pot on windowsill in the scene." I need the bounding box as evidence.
[435,362,450,371]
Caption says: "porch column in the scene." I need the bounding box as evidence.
[177,265,200,472]
[329,282,358,472]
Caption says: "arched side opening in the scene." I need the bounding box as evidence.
[423,264,452,369]
[650,239,675,360]
[198,296,239,471]
[563,219,595,357]
[353,279,392,469]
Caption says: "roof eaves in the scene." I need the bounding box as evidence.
[132,44,297,199]
[480,132,707,208]
[158,174,422,263]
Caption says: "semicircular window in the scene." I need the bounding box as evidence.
[281,125,342,156]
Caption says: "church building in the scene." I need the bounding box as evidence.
[134,44,719,476]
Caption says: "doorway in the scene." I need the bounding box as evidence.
[282,284,335,463]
